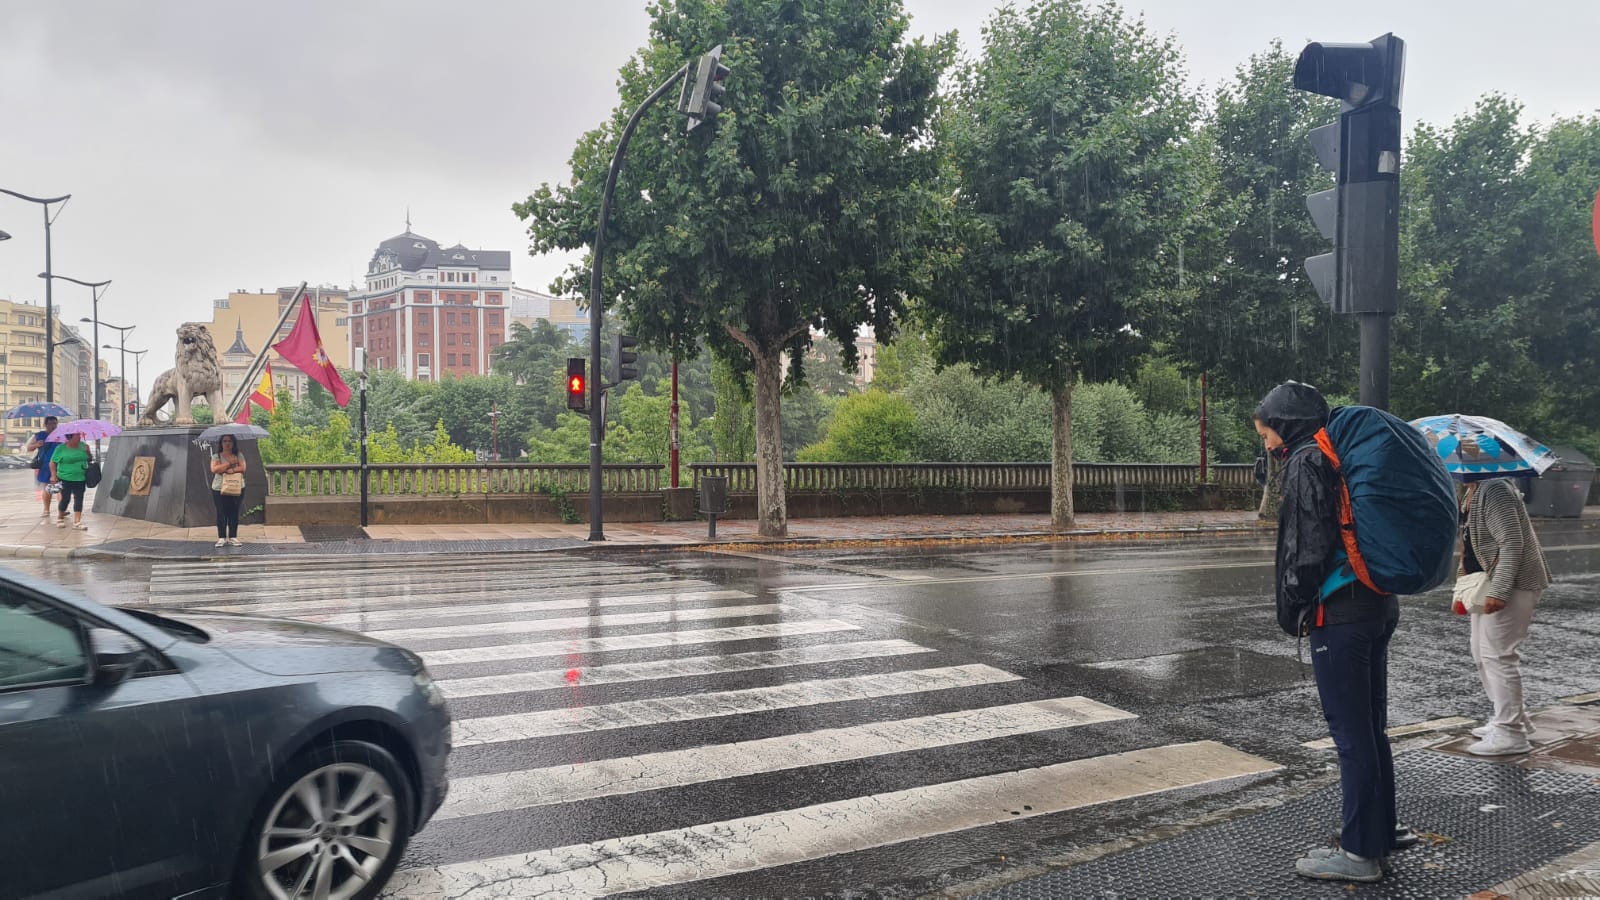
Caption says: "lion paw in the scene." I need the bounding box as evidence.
[175,417,196,425]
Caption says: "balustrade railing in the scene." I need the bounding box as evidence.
[688,461,1255,493]
[266,463,664,497]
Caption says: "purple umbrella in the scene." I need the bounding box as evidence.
[47,419,122,442]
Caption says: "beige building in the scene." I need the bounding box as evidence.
[511,287,589,342]
[0,298,92,451]
[197,285,351,408]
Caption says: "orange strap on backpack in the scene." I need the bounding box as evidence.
[1313,428,1387,617]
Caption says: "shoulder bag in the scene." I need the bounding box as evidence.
[220,472,244,497]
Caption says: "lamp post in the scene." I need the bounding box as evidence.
[100,322,135,427]
[0,189,72,403]
[127,349,148,421]
[43,277,109,421]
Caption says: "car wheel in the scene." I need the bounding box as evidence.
[238,740,415,900]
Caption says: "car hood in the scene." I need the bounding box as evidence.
[148,608,417,677]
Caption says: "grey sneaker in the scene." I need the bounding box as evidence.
[1329,825,1420,852]
[1296,850,1383,882]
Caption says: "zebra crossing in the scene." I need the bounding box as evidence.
[143,554,1283,897]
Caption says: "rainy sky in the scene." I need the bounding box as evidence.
[1,0,1594,359]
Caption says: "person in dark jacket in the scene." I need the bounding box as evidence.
[1255,382,1412,883]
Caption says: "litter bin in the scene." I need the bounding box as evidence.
[699,475,729,537]
[1525,446,1595,518]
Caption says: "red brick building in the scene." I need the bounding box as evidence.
[348,230,513,380]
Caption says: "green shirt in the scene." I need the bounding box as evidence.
[51,444,91,482]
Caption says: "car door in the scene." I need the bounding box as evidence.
[0,581,211,899]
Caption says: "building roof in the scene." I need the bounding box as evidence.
[224,319,253,356]
[366,230,511,275]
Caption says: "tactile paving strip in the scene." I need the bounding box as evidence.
[986,751,1600,899]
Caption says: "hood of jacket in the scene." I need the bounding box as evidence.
[1255,381,1329,450]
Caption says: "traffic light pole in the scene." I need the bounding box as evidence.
[587,62,691,541]
[1360,313,1391,410]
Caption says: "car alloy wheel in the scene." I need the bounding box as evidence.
[256,761,400,900]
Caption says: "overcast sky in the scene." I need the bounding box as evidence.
[2,0,1594,370]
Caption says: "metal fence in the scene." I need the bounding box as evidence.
[266,463,664,497]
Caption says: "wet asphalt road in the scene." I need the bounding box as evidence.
[8,520,1600,897]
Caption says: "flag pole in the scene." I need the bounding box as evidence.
[225,282,307,420]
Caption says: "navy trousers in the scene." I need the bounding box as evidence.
[1310,616,1398,860]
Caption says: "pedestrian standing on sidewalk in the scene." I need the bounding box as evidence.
[1460,478,1550,756]
[25,416,60,520]
[48,432,92,531]
[1254,382,1413,884]
[209,435,247,548]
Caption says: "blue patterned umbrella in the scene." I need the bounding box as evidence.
[1410,414,1557,481]
[5,401,74,420]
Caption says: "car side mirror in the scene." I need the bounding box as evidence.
[88,628,144,687]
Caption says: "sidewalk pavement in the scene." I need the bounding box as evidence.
[1,470,1270,560]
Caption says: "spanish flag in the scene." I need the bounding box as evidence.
[235,364,277,423]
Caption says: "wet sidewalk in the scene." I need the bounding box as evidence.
[0,470,1269,560]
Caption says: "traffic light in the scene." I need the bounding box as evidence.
[611,333,639,383]
[682,45,729,132]
[566,357,587,412]
[127,400,136,416]
[1294,33,1405,314]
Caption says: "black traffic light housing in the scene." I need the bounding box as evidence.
[681,45,729,133]
[611,334,640,384]
[566,357,588,413]
[1295,33,1405,315]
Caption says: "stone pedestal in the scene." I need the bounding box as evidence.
[92,426,267,528]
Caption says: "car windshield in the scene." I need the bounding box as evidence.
[115,607,210,643]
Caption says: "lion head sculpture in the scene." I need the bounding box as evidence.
[139,323,227,426]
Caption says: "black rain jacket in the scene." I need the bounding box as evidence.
[1257,383,1341,636]
[1256,383,1397,636]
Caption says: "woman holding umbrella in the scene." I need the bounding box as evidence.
[209,433,248,547]
[25,415,61,520]
[1414,415,1554,756]
[49,431,93,530]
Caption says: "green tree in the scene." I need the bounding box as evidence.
[781,384,836,459]
[919,0,1205,527]
[1173,43,1354,411]
[870,332,933,393]
[797,390,917,462]
[514,0,954,536]
[902,364,1050,462]
[708,353,755,462]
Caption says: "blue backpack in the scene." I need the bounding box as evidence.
[1314,406,1457,604]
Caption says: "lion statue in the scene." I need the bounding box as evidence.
[139,323,225,426]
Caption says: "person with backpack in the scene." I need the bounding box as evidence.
[25,416,61,520]
[1254,382,1414,884]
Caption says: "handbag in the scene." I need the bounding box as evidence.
[85,460,102,489]
[220,472,244,497]
[1452,570,1492,615]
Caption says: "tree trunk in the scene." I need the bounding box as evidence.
[1051,383,1074,530]
[751,347,789,538]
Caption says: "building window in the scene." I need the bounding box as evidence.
[417,333,431,347]
[488,312,500,325]
[461,311,473,325]
[448,353,457,367]
[462,353,472,368]
[214,298,230,309]
[447,333,458,346]
[418,353,430,368]
[335,317,348,326]
[417,311,430,325]
[446,311,457,326]
[462,334,473,346]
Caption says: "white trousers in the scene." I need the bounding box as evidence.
[1469,587,1541,734]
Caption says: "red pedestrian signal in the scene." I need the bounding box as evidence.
[566,358,587,412]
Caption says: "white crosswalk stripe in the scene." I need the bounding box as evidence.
[174,557,1280,895]
[437,639,933,697]
[384,741,1281,897]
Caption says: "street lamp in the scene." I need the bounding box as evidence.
[126,349,148,421]
[44,276,110,421]
[100,321,135,427]
[1,188,72,403]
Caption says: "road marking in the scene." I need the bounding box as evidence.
[178,579,713,617]
[779,560,1267,594]
[146,566,666,598]
[438,639,932,697]
[385,740,1280,896]
[419,620,861,668]
[450,664,1020,746]
[1560,691,1600,705]
[436,696,1136,820]
[1301,716,1475,749]
[367,603,787,644]
[206,589,751,622]
[697,547,940,580]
